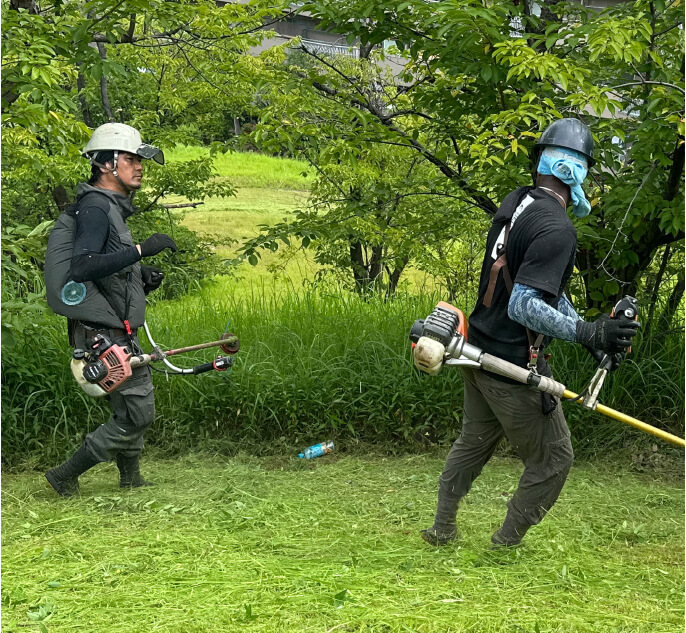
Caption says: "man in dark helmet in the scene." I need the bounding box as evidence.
[43,123,178,497]
[421,118,640,548]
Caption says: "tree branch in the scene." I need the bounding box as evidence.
[302,72,497,214]
[76,63,93,127]
[125,13,136,43]
[608,80,685,95]
[379,109,434,122]
[161,202,205,209]
[653,21,683,38]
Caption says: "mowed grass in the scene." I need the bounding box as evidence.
[164,147,318,288]
[176,187,318,288]
[163,147,439,292]
[167,146,314,190]
[2,454,683,633]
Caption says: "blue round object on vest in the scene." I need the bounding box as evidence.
[61,280,87,305]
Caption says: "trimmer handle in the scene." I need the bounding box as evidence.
[610,295,639,355]
[611,295,638,321]
[191,356,233,374]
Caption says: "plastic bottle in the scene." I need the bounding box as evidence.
[61,280,87,305]
[298,440,334,459]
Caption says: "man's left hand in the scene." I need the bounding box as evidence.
[141,265,164,294]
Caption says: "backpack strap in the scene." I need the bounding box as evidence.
[483,222,513,308]
[482,215,545,370]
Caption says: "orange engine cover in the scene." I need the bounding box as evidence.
[435,301,468,340]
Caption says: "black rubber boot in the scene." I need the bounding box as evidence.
[45,443,100,497]
[491,510,531,548]
[420,492,461,546]
[117,454,154,488]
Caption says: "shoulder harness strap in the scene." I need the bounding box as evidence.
[482,200,545,368]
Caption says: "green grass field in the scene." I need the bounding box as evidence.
[167,146,314,191]
[163,147,438,292]
[2,453,683,633]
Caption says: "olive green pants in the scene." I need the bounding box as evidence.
[82,335,155,463]
[437,367,574,527]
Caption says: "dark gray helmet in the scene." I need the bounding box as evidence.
[534,118,594,167]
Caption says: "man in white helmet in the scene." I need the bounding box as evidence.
[44,123,177,497]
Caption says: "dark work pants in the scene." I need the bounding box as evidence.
[83,335,155,463]
[437,367,574,527]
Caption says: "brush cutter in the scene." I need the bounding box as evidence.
[71,321,240,398]
[409,301,685,448]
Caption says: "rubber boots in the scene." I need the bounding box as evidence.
[491,509,531,547]
[45,442,100,497]
[420,492,461,546]
[116,454,154,488]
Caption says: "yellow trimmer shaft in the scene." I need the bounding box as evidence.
[563,390,685,448]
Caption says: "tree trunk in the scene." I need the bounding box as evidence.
[386,256,409,297]
[658,273,685,332]
[642,245,671,342]
[368,245,383,285]
[96,43,115,121]
[51,185,71,213]
[77,65,93,127]
[350,240,369,292]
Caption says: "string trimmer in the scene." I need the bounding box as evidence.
[71,322,240,398]
[409,301,684,448]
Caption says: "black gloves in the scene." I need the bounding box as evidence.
[576,313,640,355]
[141,265,164,295]
[139,233,177,258]
[585,346,623,372]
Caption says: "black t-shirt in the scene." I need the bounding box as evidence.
[468,186,577,367]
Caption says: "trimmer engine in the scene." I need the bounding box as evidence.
[83,335,133,393]
[410,302,474,375]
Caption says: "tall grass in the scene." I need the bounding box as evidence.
[2,283,683,467]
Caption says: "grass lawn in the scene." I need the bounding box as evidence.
[2,453,683,633]
[163,147,440,293]
[166,146,314,191]
[175,187,319,289]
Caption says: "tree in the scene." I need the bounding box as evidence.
[243,0,683,316]
[1,0,288,341]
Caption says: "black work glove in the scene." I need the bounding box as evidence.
[575,313,640,355]
[584,345,624,372]
[141,265,164,295]
[139,233,177,258]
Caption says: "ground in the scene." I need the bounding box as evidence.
[2,453,683,633]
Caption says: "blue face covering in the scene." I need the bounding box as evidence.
[537,146,591,218]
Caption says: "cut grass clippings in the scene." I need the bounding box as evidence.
[2,453,683,633]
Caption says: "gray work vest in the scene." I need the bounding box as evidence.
[44,183,146,329]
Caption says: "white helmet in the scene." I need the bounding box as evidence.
[83,123,164,164]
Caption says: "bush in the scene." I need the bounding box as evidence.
[2,286,683,467]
